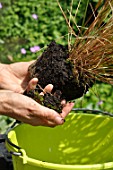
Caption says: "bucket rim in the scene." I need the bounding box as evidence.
[6,128,113,170]
[6,113,113,170]
[14,153,113,170]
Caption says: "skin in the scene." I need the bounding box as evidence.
[0,61,34,93]
[0,62,74,127]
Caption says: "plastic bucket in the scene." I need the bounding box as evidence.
[6,113,113,170]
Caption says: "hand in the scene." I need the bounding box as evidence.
[0,90,74,127]
[23,83,74,126]
[0,61,74,127]
[0,61,34,93]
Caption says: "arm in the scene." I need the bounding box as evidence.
[0,91,74,127]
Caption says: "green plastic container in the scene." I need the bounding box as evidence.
[6,113,113,170]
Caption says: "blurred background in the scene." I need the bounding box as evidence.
[0,0,113,132]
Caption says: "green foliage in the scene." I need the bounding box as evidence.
[0,115,13,133]
[0,0,97,63]
[74,83,113,114]
[0,0,68,63]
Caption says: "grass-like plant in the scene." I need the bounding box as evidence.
[27,0,113,112]
[69,0,113,85]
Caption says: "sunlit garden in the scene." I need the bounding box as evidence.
[0,0,113,133]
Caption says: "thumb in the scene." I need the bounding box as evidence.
[26,78,38,92]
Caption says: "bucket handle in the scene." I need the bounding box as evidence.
[5,120,22,156]
[6,134,22,156]
[72,108,113,117]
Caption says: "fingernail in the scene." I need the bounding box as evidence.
[69,102,75,106]
[55,117,64,124]
[63,119,66,122]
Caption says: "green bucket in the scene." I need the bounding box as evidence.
[6,113,113,170]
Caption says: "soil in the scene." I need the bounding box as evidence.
[26,41,91,112]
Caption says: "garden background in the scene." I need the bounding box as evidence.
[0,0,113,132]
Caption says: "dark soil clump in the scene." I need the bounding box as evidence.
[27,41,91,112]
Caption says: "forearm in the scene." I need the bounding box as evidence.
[0,91,36,121]
[0,91,11,115]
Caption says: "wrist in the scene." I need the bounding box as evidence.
[0,91,9,115]
[0,63,7,71]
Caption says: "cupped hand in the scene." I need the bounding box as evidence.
[0,90,74,127]
[25,82,75,127]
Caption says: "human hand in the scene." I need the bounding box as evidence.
[24,83,75,126]
[0,90,74,127]
[0,61,74,127]
[0,61,34,93]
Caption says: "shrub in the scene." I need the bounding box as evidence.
[0,0,98,63]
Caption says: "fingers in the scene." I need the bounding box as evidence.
[27,79,53,95]
[33,118,63,127]
[28,116,58,127]
[44,84,53,93]
[43,107,64,125]
[26,100,74,127]
[29,105,65,127]
[61,99,66,106]
[39,102,74,127]
[40,84,53,96]
[60,102,75,119]
[26,78,38,92]
[26,80,74,127]
[40,102,74,127]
